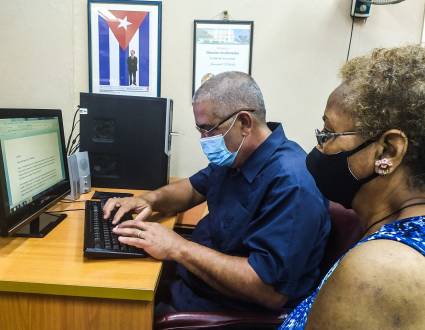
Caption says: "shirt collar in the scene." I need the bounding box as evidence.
[239,122,287,183]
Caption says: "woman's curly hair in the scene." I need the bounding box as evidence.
[341,45,425,189]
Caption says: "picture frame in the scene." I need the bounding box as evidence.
[88,0,162,97]
[192,20,254,95]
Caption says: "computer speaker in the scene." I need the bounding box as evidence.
[67,151,91,199]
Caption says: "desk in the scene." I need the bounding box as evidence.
[0,188,176,330]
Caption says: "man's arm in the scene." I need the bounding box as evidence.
[113,221,288,310]
[305,239,425,330]
[174,238,288,310]
[103,178,205,224]
[143,178,204,214]
[113,176,324,309]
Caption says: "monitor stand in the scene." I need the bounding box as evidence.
[13,213,67,238]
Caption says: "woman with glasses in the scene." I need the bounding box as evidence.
[280,45,425,329]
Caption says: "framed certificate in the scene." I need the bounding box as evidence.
[88,0,162,97]
[192,20,254,94]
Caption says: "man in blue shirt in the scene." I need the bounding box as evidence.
[105,71,330,314]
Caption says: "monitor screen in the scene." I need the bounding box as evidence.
[0,109,70,236]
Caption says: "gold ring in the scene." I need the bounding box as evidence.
[137,230,143,239]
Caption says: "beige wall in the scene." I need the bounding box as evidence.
[0,0,424,178]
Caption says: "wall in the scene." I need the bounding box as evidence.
[0,0,424,178]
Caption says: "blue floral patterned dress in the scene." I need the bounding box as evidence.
[279,216,425,330]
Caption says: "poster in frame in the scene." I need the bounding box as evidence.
[88,0,162,97]
[192,20,254,95]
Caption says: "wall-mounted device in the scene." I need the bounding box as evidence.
[351,0,372,18]
[67,151,91,200]
[351,0,406,18]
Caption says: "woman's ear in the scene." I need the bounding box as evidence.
[374,129,408,176]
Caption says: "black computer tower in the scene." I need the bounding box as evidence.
[79,93,172,190]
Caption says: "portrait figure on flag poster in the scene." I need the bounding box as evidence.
[89,1,162,97]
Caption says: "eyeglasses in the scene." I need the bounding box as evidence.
[195,108,256,136]
[315,128,359,147]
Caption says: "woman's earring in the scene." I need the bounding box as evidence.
[375,158,393,175]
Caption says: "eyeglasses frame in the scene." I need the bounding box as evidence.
[314,128,359,147]
[195,108,256,136]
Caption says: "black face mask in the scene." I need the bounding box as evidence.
[306,139,378,209]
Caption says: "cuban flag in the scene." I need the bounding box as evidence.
[97,10,149,87]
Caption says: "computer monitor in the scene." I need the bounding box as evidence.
[0,109,70,237]
[79,93,173,190]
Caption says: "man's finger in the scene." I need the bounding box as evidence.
[118,236,148,249]
[112,227,140,237]
[116,220,150,230]
[112,203,134,224]
[133,206,152,222]
[102,198,119,219]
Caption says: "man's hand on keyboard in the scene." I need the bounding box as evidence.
[112,220,186,260]
[103,197,152,225]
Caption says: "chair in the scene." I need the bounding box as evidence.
[155,202,362,330]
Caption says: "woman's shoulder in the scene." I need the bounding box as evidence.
[340,215,425,283]
[342,237,425,279]
[331,215,425,294]
[305,238,425,329]
[327,238,425,300]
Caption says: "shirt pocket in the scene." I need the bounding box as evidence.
[215,202,251,253]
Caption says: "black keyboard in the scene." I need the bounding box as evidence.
[83,200,147,258]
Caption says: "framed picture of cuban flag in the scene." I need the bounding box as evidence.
[88,0,162,97]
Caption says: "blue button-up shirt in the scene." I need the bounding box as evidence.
[170,123,330,312]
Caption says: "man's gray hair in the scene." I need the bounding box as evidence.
[193,71,266,122]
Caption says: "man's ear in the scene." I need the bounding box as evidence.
[238,112,253,136]
[375,129,408,175]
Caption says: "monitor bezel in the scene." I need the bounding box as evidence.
[0,109,70,236]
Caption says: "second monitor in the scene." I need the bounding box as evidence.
[79,93,173,190]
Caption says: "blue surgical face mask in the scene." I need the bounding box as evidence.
[199,116,246,167]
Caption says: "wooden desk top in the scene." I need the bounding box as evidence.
[0,188,176,301]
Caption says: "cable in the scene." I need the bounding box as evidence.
[59,199,85,203]
[69,142,80,155]
[346,15,355,62]
[68,133,80,156]
[68,132,80,155]
[61,198,85,202]
[66,106,80,154]
[68,132,80,152]
[45,209,85,214]
[70,119,80,146]
[66,106,80,155]
[66,108,79,153]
